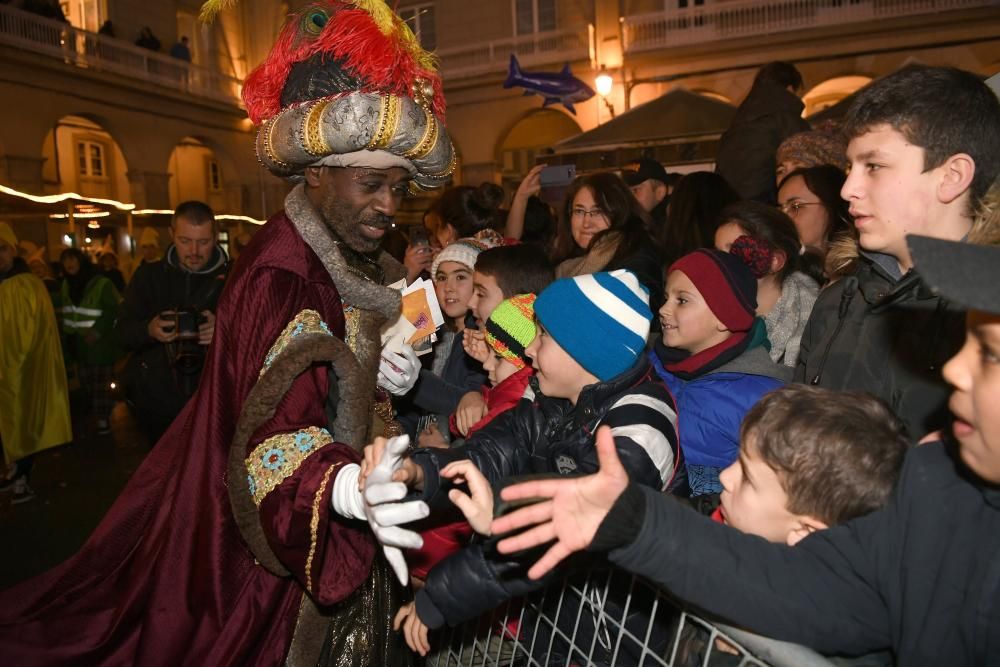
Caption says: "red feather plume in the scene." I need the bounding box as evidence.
[243,3,446,125]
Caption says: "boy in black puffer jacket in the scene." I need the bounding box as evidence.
[362,269,684,653]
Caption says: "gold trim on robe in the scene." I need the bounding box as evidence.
[305,462,343,593]
[246,426,334,506]
[260,309,333,377]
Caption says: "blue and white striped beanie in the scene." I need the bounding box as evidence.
[534,269,652,381]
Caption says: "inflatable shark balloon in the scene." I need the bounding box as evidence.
[503,55,595,115]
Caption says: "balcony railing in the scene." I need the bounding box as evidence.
[0,4,242,105]
[437,26,590,80]
[623,0,999,54]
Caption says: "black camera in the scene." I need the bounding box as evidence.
[162,308,207,374]
[161,308,203,341]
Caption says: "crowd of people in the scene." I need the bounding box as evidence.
[0,2,998,664]
[0,202,229,503]
[355,63,1000,666]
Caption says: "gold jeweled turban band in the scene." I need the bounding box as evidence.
[256,89,456,192]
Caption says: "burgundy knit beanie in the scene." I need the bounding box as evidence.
[668,248,757,332]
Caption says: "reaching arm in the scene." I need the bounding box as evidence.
[411,402,535,512]
[492,427,894,656]
[504,164,545,241]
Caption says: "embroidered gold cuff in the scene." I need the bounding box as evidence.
[246,426,334,506]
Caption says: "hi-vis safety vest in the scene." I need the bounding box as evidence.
[58,275,122,365]
[60,303,103,331]
[59,280,105,333]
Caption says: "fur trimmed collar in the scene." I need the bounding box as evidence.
[284,184,404,323]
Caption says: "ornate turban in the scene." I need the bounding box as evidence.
[216,0,457,191]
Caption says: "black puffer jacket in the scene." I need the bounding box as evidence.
[411,357,683,629]
[794,253,966,440]
[715,81,809,203]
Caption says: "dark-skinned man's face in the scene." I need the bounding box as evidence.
[304,166,411,254]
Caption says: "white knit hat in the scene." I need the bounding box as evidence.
[430,233,501,275]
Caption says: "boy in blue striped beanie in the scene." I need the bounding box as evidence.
[365,269,688,648]
[529,269,653,397]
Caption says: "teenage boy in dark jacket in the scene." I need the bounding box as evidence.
[363,270,683,649]
[493,235,1000,666]
[794,65,1000,440]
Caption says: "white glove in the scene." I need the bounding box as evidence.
[377,345,421,396]
[331,436,428,585]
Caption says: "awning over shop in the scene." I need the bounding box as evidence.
[546,88,736,171]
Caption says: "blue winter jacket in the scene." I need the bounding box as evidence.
[649,344,791,496]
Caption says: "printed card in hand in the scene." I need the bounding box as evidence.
[381,277,445,355]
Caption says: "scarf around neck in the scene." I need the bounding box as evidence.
[655,318,769,380]
[555,230,622,279]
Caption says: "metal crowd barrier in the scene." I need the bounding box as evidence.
[425,567,839,667]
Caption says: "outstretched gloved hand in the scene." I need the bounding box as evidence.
[377,345,421,396]
[331,435,427,585]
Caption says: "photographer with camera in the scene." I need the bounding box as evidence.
[116,201,229,445]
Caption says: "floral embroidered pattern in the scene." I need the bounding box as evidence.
[245,426,333,505]
[259,309,333,377]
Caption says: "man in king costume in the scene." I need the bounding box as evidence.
[0,2,456,664]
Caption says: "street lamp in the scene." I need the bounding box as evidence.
[595,66,615,119]
[595,69,613,97]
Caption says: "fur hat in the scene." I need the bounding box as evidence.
[776,130,848,173]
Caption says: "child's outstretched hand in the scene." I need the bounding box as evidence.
[441,459,494,535]
[454,391,488,436]
[360,436,423,491]
[491,426,629,580]
[462,328,490,363]
[393,601,431,656]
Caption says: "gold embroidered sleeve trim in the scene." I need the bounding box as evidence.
[305,462,343,593]
[259,309,333,377]
[246,426,334,506]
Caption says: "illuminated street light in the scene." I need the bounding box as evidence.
[595,67,616,119]
[595,70,613,97]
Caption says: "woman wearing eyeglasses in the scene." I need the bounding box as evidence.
[714,201,820,367]
[777,165,855,278]
[550,172,664,312]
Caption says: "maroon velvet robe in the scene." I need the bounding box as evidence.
[0,213,376,665]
